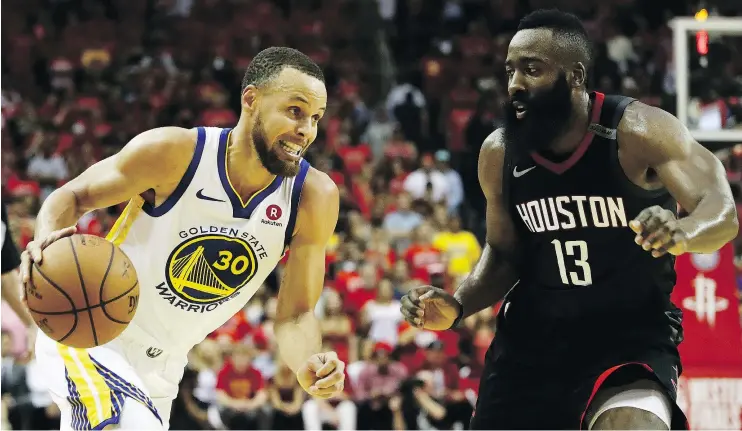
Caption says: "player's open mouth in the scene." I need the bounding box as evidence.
[513,102,528,119]
[279,140,303,158]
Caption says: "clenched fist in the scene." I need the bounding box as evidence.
[296,351,346,399]
[630,205,689,257]
[400,285,462,331]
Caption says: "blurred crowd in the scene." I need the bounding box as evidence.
[2,0,741,429]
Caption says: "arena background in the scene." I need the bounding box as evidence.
[1,0,741,429]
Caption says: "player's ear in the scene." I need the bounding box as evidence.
[241,85,259,113]
[571,62,587,88]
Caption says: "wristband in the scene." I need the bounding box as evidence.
[448,297,464,329]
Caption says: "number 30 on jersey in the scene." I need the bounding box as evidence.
[551,239,592,286]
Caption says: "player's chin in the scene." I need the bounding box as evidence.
[266,153,301,176]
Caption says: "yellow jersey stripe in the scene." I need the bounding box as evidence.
[106,197,144,246]
[57,345,114,428]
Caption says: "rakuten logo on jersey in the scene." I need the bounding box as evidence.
[261,204,284,227]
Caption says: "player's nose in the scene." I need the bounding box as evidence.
[295,118,313,139]
[508,72,527,97]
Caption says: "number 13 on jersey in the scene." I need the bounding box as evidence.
[551,239,592,286]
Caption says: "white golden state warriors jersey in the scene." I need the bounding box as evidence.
[107,127,309,355]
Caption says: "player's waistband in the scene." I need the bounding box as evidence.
[115,322,193,360]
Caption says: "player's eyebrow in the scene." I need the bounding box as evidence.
[289,95,326,112]
[507,55,548,65]
[289,95,309,104]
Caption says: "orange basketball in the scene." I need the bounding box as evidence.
[26,234,140,348]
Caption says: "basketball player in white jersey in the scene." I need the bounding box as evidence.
[19,47,346,430]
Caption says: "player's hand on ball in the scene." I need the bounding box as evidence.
[630,206,688,258]
[296,351,346,399]
[19,226,78,291]
[401,286,461,330]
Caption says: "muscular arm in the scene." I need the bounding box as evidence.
[453,130,522,319]
[274,169,339,374]
[32,127,196,240]
[619,103,739,253]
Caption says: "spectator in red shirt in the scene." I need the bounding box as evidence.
[411,341,460,396]
[354,342,408,429]
[383,128,418,162]
[337,139,371,176]
[404,222,445,284]
[320,289,356,365]
[209,309,253,345]
[198,92,238,127]
[338,262,379,318]
[410,341,473,429]
[365,231,396,273]
[268,363,305,430]
[215,344,268,430]
[387,157,410,196]
[5,159,41,202]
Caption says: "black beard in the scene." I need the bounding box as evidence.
[502,73,574,159]
[252,116,301,177]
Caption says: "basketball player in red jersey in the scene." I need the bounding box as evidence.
[402,9,738,430]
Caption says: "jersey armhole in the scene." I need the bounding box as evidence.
[501,134,513,213]
[282,159,311,252]
[608,99,669,200]
[142,127,207,217]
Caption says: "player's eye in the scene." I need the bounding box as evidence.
[505,68,514,78]
[525,66,539,76]
[288,107,301,117]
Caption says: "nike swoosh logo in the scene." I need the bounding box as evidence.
[513,166,536,177]
[196,189,226,202]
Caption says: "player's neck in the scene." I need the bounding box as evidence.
[225,122,275,198]
[549,92,592,154]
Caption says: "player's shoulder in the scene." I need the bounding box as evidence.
[125,126,198,154]
[120,127,199,164]
[302,166,339,207]
[479,128,505,177]
[481,128,506,155]
[478,129,507,193]
[619,100,679,133]
[293,165,339,240]
[617,101,693,163]
[117,126,199,176]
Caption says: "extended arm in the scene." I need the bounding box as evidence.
[274,169,340,374]
[620,103,738,254]
[452,130,522,319]
[32,127,196,240]
[20,127,197,285]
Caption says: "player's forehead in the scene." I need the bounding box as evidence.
[267,67,327,110]
[506,28,557,65]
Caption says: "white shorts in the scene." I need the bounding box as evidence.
[35,326,188,430]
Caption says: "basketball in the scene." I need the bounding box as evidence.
[26,234,140,349]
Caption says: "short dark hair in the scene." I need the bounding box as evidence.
[518,9,593,67]
[241,47,324,92]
